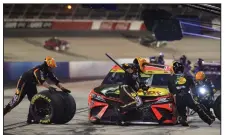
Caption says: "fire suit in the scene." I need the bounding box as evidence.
[168,74,214,125]
[119,66,143,112]
[193,78,216,112]
[4,63,60,118]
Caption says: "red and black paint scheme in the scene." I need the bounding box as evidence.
[88,63,178,125]
[44,38,70,51]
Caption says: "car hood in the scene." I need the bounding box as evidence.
[94,84,170,97]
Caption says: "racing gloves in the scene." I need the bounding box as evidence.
[49,86,57,92]
[61,87,71,93]
[48,86,71,93]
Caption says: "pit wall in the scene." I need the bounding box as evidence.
[4,59,221,90]
[4,58,172,82]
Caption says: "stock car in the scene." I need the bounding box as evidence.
[88,63,178,125]
[43,37,70,51]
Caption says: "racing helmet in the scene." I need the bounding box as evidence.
[172,61,184,74]
[44,56,57,68]
[181,55,187,59]
[159,52,164,57]
[122,63,138,73]
[133,57,148,72]
[197,58,204,65]
[195,71,205,81]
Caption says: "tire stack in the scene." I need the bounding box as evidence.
[29,90,76,124]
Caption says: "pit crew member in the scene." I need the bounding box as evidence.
[4,56,71,124]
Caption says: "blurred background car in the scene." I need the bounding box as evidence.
[44,37,70,51]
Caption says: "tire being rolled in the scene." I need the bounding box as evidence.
[213,95,221,121]
[29,90,76,124]
[57,92,76,124]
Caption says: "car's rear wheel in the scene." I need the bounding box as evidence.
[60,45,66,51]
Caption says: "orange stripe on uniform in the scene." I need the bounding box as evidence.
[18,83,26,100]
[15,78,21,94]
[16,78,21,88]
[34,69,41,85]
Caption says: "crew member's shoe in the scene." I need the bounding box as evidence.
[207,118,215,125]
[209,111,216,121]
[179,117,189,127]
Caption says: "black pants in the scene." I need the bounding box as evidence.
[176,93,198,119]
[4,77,37,116]
[119,85,142,112]
[176,93,213,123]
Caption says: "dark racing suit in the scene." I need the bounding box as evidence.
[168,74,214,125]
[193,78,216,111]
[119,70,143,112]
[149,56,165,65]
[157,56,165,65]
[4,63,60,119]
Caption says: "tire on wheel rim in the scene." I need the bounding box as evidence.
[60,45,66,51]
[29,90,76,124]
[213,95,221,121]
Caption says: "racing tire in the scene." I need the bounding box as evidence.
[57,92,76,124]
[54,46,60,51]
[213,95,221,121]
[60,45,66,51]
[29,90,76,124]
[66,44,70,48]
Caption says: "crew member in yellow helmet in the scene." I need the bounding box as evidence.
[133,57,148,72]
[4,56,71,124]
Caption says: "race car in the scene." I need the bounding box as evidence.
[139,34,167,48]
[88,63,178,125]
[43,37,70,51]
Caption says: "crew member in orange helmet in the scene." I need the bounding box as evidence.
[194,71,216,95]
[193,71,217,111]
[4,56,71,123]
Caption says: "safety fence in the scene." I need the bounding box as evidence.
[4,58,221,90]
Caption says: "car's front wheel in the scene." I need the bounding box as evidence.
[60,45,66,51]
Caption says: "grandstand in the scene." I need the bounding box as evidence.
[4,4,220,22]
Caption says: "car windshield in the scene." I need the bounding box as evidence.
[102,72,125,85]
[140,74,171,86]
[102,71,171,87]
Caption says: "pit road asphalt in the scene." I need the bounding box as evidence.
[4,80,220,135]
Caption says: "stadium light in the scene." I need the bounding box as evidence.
[67,5,72,10]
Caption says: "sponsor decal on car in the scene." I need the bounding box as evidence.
[4,21,53,29]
